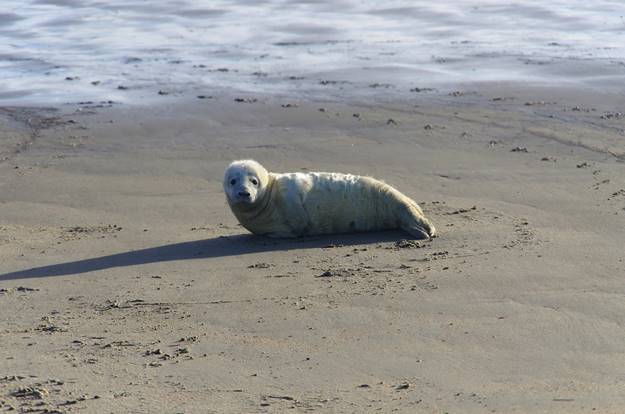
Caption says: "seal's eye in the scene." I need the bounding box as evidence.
[230,178,236,186]
[251,178,258,186]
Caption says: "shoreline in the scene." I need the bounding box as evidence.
[1,84,625,413]
[5,76,625,110]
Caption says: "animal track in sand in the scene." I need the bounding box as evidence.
[424,201,538,255]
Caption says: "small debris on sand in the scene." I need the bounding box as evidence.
[448,206,477,215]
[267,395,295,401]
[316,269,354,278]
[600,112,623,119]
[234,97,258,103]
[1,286,39,294]
[369,83,393,88]
[248,263,273,269]
[317,270,335,278]
[11,386,49,399]
[410,87,435,93]
[395,240,422,249]
[492,96,514,101]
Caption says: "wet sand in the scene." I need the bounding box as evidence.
[1,86,625,413]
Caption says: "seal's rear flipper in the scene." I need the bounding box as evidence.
[402,225,432,240]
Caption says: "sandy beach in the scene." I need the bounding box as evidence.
[1,85,625,413]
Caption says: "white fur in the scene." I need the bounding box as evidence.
[223,160,436,239]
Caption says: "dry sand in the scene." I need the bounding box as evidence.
[1,86,625,413]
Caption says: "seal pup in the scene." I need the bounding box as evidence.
[223,160,436,239]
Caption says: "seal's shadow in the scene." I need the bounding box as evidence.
[0,231,408,281]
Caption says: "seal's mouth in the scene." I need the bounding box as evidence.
[232,194,254,204]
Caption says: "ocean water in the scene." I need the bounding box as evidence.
[2,0,625,105]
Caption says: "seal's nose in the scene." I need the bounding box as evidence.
[238,191,250,197]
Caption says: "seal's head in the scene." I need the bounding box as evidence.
[223,160,270,206]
